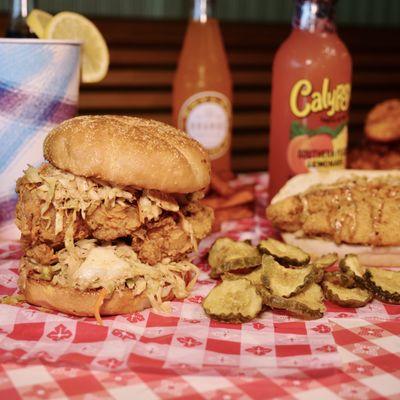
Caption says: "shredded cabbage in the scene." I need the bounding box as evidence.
[179,212,198,252]
[42,239,200,312]
[22,165,194,250]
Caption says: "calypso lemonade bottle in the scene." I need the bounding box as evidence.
[268,0,352,198]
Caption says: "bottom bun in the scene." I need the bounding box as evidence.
[282,233,400,267]
[23,277,151,317]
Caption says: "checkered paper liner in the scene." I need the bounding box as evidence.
[0,173,399,375]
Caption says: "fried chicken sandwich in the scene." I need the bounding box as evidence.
[267,169,400,267]
[16,115,213,319]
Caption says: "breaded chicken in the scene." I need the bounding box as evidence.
[86,203,141,241]
[183,202,214,240]
[267,176,400,246]
[365,99,400,142]
[16,179,90,246]
[16,163,213,264]
[25,244,57,265]
[131,204,214,265]
[131,217,192,265]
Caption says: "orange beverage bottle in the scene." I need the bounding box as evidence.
[173,0,233,179]
[269,0,352,198]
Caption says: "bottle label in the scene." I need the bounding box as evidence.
[287,78,351,174]
[178,91,231,160]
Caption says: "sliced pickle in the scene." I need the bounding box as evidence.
[208,237,261,278]
[0,294,25,305]
[202,278,263,323]
[261,255,316,298]
[223,264,267,287]
[322,280,373,307]
[314,268,325,284]
[364,267,400,304]
[39,266,54,281]
[323,271,355,288]
[258,238,310,266]
[262,283,326,320]
[339,254,366,286]
[314,253,338,270]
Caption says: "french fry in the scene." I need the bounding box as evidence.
[201,195,223,209]
[219,189,254,208]
[202,189,255,210]
[211,173,235,197]
[213,205,254,231]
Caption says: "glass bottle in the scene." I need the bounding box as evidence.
[173,0,233,179]
[268,0,352,198]
[6,0,36,38]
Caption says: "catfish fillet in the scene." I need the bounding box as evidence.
[267,178,400,246]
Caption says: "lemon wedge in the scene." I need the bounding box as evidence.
[45,11,109,83]
[26,9,53,38]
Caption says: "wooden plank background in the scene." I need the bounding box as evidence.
[1,0,399,27]
[84,18,400,172]
[1,15,400,172]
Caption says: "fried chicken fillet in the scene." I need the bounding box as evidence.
[16,163,213,266]
[267,171,400,247]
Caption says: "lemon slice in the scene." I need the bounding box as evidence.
[45,11,109,83]
[26,9,53,38]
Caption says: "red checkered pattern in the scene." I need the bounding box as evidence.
[0,173,399,399]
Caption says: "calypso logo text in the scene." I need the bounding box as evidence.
[289,78,351,118]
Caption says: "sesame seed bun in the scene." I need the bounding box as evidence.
[43,115,211,193]
[23,276,153,316]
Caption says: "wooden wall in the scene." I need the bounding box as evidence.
[1,0,399,27]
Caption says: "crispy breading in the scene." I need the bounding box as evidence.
[267,178,400,246]
[131,217,192,265]
[16,177,90,246]
[365,99,400,142]
[86,203,141,241]
[265,196,303,232]
[25,244,57,265]
[16,164,213,264]
[130,204,213,265]
[183,202,214,240]
[348,143,400,170]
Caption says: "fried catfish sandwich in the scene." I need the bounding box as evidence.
[267,169,400,267]
[15,115,214,319]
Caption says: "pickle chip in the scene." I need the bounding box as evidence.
[223,264,267,287]
[263,283,326,320]
[258,238,310,266]
[314,253,338,270]
[322,280,373,308]
[202,278,263,323]
[364,267,400,304]
[208,237,261,278]
[314,268,325,284]
[324,271,355,288]
[339,254,366,286]
[261,255,316,298]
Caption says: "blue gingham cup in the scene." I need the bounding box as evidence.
[0,39,81,239]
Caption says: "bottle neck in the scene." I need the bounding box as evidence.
[10,0,34,19]
[293,0,336,33]
[191,0,214,22]
[7,0,35,38]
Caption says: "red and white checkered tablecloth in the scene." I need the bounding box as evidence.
[0,173,399,399]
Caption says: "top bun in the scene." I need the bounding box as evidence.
[43,115,211,193]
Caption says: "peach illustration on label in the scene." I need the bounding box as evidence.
[288,133,334,174]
